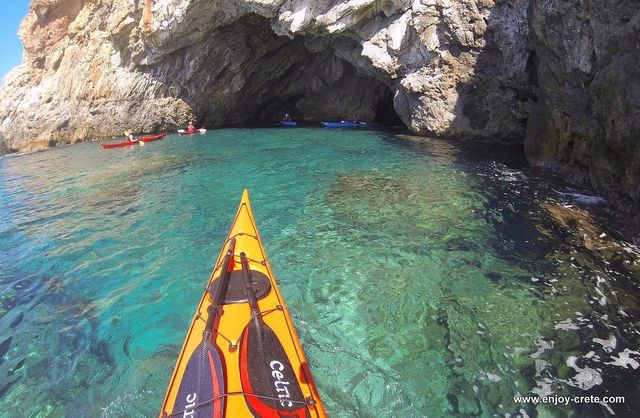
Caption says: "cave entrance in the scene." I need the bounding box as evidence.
[249,53,405,127]
[374,86,405,127]
[191,15,404,128]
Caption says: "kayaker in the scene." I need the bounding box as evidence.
[125,131,136,142]
[282,113,292,122]
[187,122,196,134]
[350,115,359,123]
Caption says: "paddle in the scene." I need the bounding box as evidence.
[238,252,310,418]
[171,238,236,418]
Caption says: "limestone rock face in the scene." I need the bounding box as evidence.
[525,0,640,202]
[0,0,638,203]
[0,0,530,152]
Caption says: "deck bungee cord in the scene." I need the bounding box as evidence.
[164,391,313,418]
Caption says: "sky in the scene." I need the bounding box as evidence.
[1,0,31,82]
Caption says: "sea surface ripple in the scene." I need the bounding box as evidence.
[0,129,639,417]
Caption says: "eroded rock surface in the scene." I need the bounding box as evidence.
[0,0,638,203]
[0,0,530,151]
[526,0,640,202]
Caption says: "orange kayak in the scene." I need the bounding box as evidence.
[159,189,326,418]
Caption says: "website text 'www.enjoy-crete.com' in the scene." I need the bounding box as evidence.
[514,395,625,406]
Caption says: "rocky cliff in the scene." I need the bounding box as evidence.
[526,0,640,203]
[0,0,638,203]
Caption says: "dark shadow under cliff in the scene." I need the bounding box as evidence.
[524,0,640,205]
[447,0,639,207]
[438,1,640,415]
[140,14,404,127]
[449,1,531,144]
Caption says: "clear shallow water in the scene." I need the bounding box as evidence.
[0,128,639,417]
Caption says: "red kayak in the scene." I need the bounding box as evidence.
[101,132,166,149]
[140,132,167,143]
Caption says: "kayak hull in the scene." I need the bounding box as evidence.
[280,121,297,127]
[321,121,378,128]
[101,141,137,149]
[160,190,326,418]
[101,132,166,148]
[140,132,167,143]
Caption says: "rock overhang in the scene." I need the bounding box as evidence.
[0,0,529,152]
[2,0,639,204]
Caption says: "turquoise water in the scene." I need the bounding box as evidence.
[0,129,639,417]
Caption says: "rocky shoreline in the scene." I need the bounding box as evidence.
[0,0,638,205]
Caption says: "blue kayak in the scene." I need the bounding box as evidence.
[321,121,378,128]
[280,120,297,127]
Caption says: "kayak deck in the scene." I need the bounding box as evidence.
[160,190,325,418]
